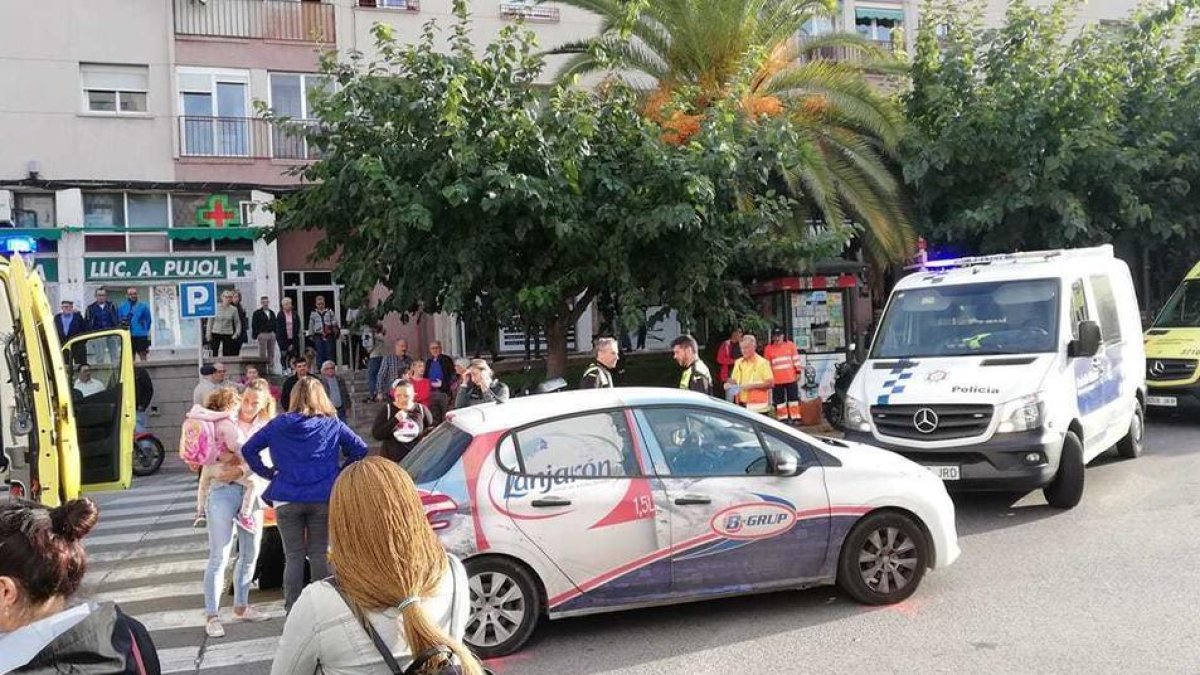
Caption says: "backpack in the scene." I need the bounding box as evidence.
[179,415,221,467]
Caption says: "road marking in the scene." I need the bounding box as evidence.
[86,526,202,547]
[90,580,205,604]
[98,482,195,499]
[86,559,208,586]
[160,636,279,674]
[135,600,286,632]
[97,501,196,520]
[101,491,192,508]
[88,540,208,565]
[92,510,198,533]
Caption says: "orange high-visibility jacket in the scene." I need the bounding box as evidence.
[763,340,804,385]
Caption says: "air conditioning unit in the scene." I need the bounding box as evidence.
[0,190,13,226]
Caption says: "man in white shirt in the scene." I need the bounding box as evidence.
[72,365,106,398]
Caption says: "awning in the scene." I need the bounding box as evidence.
[0,227,64,240]
[855,6,905,22]
[168,227,262,241]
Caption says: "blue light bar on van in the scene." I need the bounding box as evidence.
[0,236,37,254]
[905,245,1114,272]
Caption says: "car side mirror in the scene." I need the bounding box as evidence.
[772,452,799,476]
[1069,320,1101,358]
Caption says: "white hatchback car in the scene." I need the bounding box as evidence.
[402,388,960,657]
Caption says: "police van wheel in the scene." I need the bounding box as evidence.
[1115,402,1145,459]
[1044,432,1085,509]
[464,557,541,658]
[837,511,929,605]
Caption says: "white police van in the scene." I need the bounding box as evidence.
[843,245,1146,509]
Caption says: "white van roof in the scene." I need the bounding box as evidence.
[898,245,1120,290]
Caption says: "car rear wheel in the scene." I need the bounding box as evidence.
[1044,431,1085,509]
[1115,402,1145,459]
[837,511,929,605]
[464,557,540,658]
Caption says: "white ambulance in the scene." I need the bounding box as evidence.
[843,245,1146,509]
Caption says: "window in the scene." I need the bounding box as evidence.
[1069,279,1090,338]
[854,7,903,44]
[269,73,331,159]
[127,194,170,253]
[178,68,251,157]
[641,407,769,477]
[81,64,148,114]
[762,432,816,469]
[401,425,475,484]
[82,192,128,252]
[170,192,254,253]
[509,412,638,478]
[1089,275,1123,344]
[358,0,419,8]
[12,194,58,253]
[82,192,170,253]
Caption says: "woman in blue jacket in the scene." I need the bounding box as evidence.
[242,377,369,611]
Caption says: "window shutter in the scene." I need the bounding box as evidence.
[81,64,149,91]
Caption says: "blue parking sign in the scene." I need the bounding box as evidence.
[179,282,218,319]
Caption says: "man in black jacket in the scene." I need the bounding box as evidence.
[134,365,154,432]
[252,296,277,374]
[425,340,456,422]
[280,356,319,411]
[54,300,89,365]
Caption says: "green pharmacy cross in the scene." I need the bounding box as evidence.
[196,195,241,228]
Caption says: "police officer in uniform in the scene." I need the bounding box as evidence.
[580,337,619,389]
[671,334,713,395]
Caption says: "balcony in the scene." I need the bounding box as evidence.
[174,0,335,42]
[499,1,561,22]
[177,116,319,160]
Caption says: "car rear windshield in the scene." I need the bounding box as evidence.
[400,424,474,486]
[872,278,1060,358]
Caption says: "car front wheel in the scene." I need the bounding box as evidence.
[837,511,929,605]
[463,557,541,658]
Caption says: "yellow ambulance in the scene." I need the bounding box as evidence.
[1,253,134,505]
[1144,261,1200,413]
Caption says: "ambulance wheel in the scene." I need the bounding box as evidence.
[1044,431,1085,509]
[837,511,928,605]
[464,557,540,658]
[1115,402,1145,459]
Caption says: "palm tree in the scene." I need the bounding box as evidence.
[549,0,914,266]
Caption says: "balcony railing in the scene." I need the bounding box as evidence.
[499,1,561,22]
[174,0,335,42]
[357,0,421,10]
[177,116,319,160]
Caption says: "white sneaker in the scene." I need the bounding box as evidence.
[233,606,270,623]
[205,617,225,638]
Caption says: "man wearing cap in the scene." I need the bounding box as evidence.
[193,362,229,405]
[763,328,804,422]
[54,300,89,365]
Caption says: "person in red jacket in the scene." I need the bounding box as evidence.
[763,328,805,422]
[715,327,743,400]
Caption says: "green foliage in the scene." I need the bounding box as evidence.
[904,0,1200,270]
[262,1,847,375]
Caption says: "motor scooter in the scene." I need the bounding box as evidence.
[132,431,165,477]
[823,352,861,431]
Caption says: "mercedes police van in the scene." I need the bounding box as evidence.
[843,245,1146,509]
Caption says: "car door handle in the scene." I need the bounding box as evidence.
[674,494,712,506]
[530,497,572,508]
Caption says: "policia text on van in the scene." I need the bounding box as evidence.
[842,246,1146,510]
[0,254,136,505]
[1143,260,1200,412]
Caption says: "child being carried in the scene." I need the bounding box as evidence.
[180,388,262,533]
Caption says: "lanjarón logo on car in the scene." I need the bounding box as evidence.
[710,502,798,541]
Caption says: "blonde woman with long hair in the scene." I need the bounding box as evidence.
[242,377,369,611]
[271,457,482,675]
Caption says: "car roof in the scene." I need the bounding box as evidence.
[444,387,732,434]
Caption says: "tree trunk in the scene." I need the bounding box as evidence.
[545,317,569,379]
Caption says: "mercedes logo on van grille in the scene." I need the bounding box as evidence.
[1150,361,1166,377]
[913,408,940,434]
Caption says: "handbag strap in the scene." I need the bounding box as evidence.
[330,580,407,675]
[127,628,147,675]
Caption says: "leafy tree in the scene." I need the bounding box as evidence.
[904,0,1200,302]
[549,0,915,268]
[264,2,848,376]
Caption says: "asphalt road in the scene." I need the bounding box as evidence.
[83,418,1200,675]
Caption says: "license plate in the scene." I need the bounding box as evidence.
[925,465,961,481]
[1147,395,1178,408]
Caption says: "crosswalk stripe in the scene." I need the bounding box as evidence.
[93,510,198,533]
[160,636,279,674]
[88,540,208,565]
[87,526,202,547]
[86,559,208,586]
[99,482,195,498]
[98,501,196,520]
[135,600,286,632]
[101,491,192,508]
[90,580,204,605]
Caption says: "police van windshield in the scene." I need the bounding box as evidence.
[1152,280,1200,328]
[871,279,1060,359]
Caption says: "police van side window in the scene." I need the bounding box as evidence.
[512,411,639,478]
[1069,279,1090,339]
[1089,275,1123,344]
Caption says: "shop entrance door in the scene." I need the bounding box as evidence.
[282,271,341,364]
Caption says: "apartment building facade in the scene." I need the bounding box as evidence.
[0,0,1141,360]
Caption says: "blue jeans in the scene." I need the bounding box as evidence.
[204,482,263,616]
[314,336,333,366]
[366,356,383,398]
